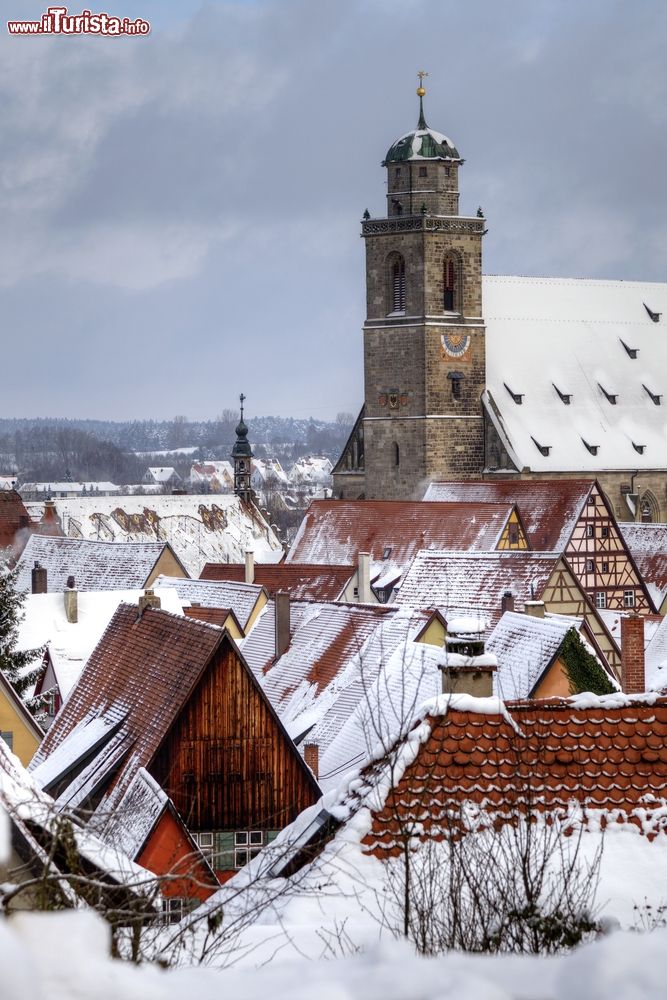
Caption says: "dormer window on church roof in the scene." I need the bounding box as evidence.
[504,383,523,404]
[598,384,618,404]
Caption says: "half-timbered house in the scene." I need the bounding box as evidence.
[424,480,656,615]
[29,601,320,882]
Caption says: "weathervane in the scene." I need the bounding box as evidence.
[416,70,428,129]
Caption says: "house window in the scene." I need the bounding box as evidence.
[390,255,406,313]
[395,167,401,178]
[0,732,13,751]
[586,559,594,573]
[451,375,462,399]
[382,546,392,560]
[624,590,635,608]
[601,561,609,573]
[443,257,458,311]
[419,166,427,177]
[161,898,185,924]
[587,495,595,506]
[234,830,264,868]
[194,831,214,858]
[393,442,400,467]
[601,525,609,538]
[508,522,519,545]
[586,524,595,538]
[595,592,606,609]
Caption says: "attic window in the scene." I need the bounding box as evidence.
[552,384,571,404]
[504,383,523,404]
[598,383,617,405]
[644,303,661,322]
[620,339,638,359]
[531,436,551,457]
[633,442,646,454]
[643,384,662,405]
[382,546,392,560]
[582,438,599,455]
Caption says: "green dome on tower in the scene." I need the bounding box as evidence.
[383,79,461,165]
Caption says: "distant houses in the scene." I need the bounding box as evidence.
[141,466,182,490]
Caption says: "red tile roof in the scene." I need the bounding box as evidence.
[200,562,354,601]
[423,479,595,551]
[286,500,519,568]
[184,605,239,630]
[0,489,33,555]
[350,695,667,856]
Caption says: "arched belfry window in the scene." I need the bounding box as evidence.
[393,442,400,467]
[640,491,659,522]
[443,255,460,312]
[388,254,406,313]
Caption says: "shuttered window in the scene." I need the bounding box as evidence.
[391,257,406,312]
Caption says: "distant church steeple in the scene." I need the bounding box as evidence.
[232,393,254,502]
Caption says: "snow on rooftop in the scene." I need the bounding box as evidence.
[25,493,282,577]
[15,535,170,592]
[154,575,264,631]
[17,587,184,702]
[487,611,584,700]
[483,275,667,472]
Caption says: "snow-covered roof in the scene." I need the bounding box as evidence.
[25,494,283,577]
[645,615,667,690]
[92,767,168,860]
[200,562,354,602]
[20,482,119,494]
[288,456,333,485]
[487,611,586,699]
[14,535,174,592]
[190,461,233,485]
[396,550,560,629]
[146,467,178,482]
[251,458,289,485]
[154,575,266,632]
[619,522,667,607]
[483,275,667,472]
[17,587,184,702]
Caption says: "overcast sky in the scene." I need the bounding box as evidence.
[1,0,666,422]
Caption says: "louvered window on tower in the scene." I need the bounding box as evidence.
[391,257,406,312]
[443,259,457,311]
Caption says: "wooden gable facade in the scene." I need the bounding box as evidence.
[148,634,321,880]
[495,505,530,550]
[564,483,655,615]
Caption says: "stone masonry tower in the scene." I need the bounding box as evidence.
[362,76,486,499]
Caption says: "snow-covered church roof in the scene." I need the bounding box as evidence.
[483,275,667,472]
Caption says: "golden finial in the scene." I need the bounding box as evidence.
[416,69,428,98]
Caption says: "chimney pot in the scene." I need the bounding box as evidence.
[63,585,78,624]
[621,614,645,694]
[304,742,319,780]
[358,551,372,604]
[501,590,514,613]
[274,591,291,659]
[31,562,47,594]
[524,601,545,618]
[244,549,255,585]
[137,589,161,618]
[66,575,75,590]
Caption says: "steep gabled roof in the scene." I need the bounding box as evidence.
[395,550,560,628]
[200,562,354,602]
[483,275,667,473]
[423,479,594,551]
[154,575,267,632]
[487,611,587,699]
[619,522,667,608]
[286,500,521,577]
[14,535,180,592]
[30,605,225,802]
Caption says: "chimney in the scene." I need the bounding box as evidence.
[63,575,78,624]
[31,561,47,594]
[244,549,255,585]
[137,589,161,618]
[440,622,496,698]
[304,742,319,779]
[621,614,645,694]
[501,590,514,614]
[358,551,372,603]
[524,600,545,619]
[274,591,291,659]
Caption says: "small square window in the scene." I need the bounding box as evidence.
[601,525,609,538]
[249,831,263,846]
[382,546,392,560]
[586,559,594,572]
[508,523,519,545]
[601,561,609,573]
[624,590,635,608]
[587,495,595,506]
[595,592,606,609]
[235,847,250,868]
[235,831,249,846]
[419,166,427,177]
[586,525,595,538]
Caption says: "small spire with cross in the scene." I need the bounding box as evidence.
[416,70,428,129]
[239,392,246,421]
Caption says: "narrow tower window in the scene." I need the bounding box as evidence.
[393,442,400,467]
[443,257,457,311]
[390,255,406,313]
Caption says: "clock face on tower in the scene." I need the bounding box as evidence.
[440,331,471,359]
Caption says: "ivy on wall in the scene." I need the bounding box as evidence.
[560,628,616,696]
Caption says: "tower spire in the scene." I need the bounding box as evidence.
[416,70,428,129]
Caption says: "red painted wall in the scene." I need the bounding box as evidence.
[137,808,219,901]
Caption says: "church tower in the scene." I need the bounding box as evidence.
[360,76,486,499]
[231,393,254,502]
